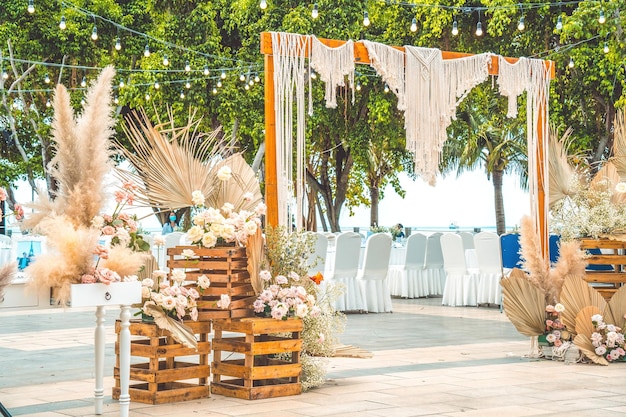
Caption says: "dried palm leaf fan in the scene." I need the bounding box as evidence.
[548,125,577,209]
[206,153,264,211]
[115,108,229,211]
[246,227,265,294]
[611,109,626,182]
[604,284,626,331]
[560,275,607,335]
[573,305,609,365]
[501,269,546,337]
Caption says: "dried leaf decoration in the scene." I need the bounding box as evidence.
[501,269,545,337]
[573,305,609,365]
[548,125,577,209]
[603,284,626,332]
[142,302,197,349]
[560,275,607,336]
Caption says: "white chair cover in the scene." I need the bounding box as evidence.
[164,231,184,271]
[306,232,328,276]
[474,232,503,305]
[458,231,475,249]
[388,233,428,298]
[326,231,365,312]
[423,232,446,295]
[357,233,392,313]
[441,233,479,306]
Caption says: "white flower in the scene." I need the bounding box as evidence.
[217,294,231,309]
[243,192,253,201]
[295,303,309,318]
[171,270,186,284]
[91,215,105,229]
[115,228,131,245]
[616,182,626,193]
[260,270,272,281]
[141,278,154,288]
[221,202,234,214]
[186,226,205,243]
[243,220,258,236]
[182,249,196,259]
[192,214,205,227]
[255,202,267,216]
[191,190,205,206]
[152,270,168,281]
[202,232,218,248]
[141,286,151,299]
[591,314,604,325]
[554,303,565,313]
[197,274,211,289]
[161,295,177,310]
[153,235,166,247]
[217,165,232,181]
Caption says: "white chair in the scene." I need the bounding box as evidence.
[441,233,479,306]
[458,231,475,249]
[423,233,446,296]
[164,231,184,271]
[306,232,328,276]
[357,233,392,313]
[473,232,504,306]
[388,233,428,298]
[326,231,365,312]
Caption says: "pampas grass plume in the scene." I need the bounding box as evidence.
[102,246,145,279]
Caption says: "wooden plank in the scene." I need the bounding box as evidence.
[113,382,209,404]
[579,239,626,249]
[250,363,302,380]
[212,360,249,379]
[211,380,301,400]
[114,362,209,383]
[251,339,302,355]
[586,254,626,264]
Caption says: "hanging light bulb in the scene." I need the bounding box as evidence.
[81,76,87,87]
[356,81,362,91]
[254,74,260,83]
[568,57,574,68]
[310,70,317,80]
[410,17,417,33]
[44,73,50,84]
[145,92,150,101]
[91,25,98,41]
[452,19,459,36]
[249,78,254,86]
[603,42,609,53]
[239,73,246,82]
[80,98,85,106]
[185,61,191,72]
[384,83,389,93]
[180,90,185,99]
[162,55,169,66]
[59,15,66,30]
[517,16,525,31]
[556,15,563,30]
[217,80,223,88]
[312,3,318,19]
[245,84,250,90]
[212,87,218,94]
[45,99,51,108]
[144,44,150,57]
[2,70,8,80]
[475,20,483,36]
[119,79,125,88]
[259,0,267,10]
[363,11,370,27]
[28,0,35,14]
[203,65,210,76]
[598,10,606,24]
[220,70,227,79]
[154,81,160,90]
[185,80,191,89]
[115,37,121,50]
[113,96,119,104]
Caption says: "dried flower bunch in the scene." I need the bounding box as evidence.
[589,314,626,362]
[141,270,200,321]
[253,270,318,320]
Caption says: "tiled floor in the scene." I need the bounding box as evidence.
[2,298,626,417]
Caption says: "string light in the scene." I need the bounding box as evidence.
[517,15,525,31]
[179,90,185,99]
[113,96,119,104]
[603,41,609,53]
[568,57,574,68]
[239,73,246,82]
[154,81,160,89]
[81,76,87,87]
[244,83,250,90]
[310,70,317,79]
[254,74,260,83]
[452,19,459,36]
[143,43,150,57]
[162,54,169,66]
[91,25,98,41]
[119,79,125,88]
[556,15,563,31]
[221,70,227,79]
[28,0,35,14]
[384,83,389,93]
[475,13,483,37]
[44,73,50,84]
[259,0,267,10]
[45,99,51,107]
[59,15,66,30]
[212,87,217,94]
[185,80,191,89]
[115,37,121,50]
[185,61,191,72]
[80,98,85,106]
[312,3,319,19]
[356,81,362,91]
[598,10,606,24]
[203,65,210,75]
[2,70,8,80]
[363,11,370,27]
[145,92,150,101]
[410,17,417,33]
[217,80,223,88]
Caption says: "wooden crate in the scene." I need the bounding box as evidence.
[113,319,211,404]
[167,246,256,320]
[211,317,303,400]
[579,238,626,300]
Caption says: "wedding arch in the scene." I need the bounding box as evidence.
[260,31,555,258]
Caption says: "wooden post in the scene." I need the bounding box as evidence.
[264,53,278,227]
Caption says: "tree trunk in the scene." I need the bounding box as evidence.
[369,186,379,227]
[493,169,506,235]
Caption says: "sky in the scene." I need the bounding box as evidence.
[12,168,530,234]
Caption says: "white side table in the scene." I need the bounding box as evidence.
[71,282,141,417]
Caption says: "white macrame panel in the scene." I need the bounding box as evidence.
[271,32,309,231]
[497,56,530,118]
[362,40,407,111]
[404,47,491,185]
[310,36,355,109]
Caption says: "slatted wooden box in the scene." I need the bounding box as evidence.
[579,238,626,300]
[211,317,303,400]
[113,319,211,404]
[167,246,256,320]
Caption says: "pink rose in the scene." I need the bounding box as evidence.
[117,213,130,221]
[102,226,115,235]
[14,204,24,221]
[93,245,109,259]
[103,214,113,222]
[95,267,121,284]
[114,191,126,203]
[81,274,97,283]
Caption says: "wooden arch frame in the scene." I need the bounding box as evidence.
[260,32,555,257]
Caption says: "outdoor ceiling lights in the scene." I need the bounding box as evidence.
[185,61,191,72]
[91,25,98,41]
[162,55,169,66]
[28,0,34,14]
[312,3,319,19]
[517,15,525,31]
[568,57,574,68]
[144,43,150,57]
[452,19,459,36]
[363,11,370,27]
[59,15,66,30]
[598,10,606,24]
[115,37,121,50]
[259,0,267,10]
[410,17,417,33]
[603,42,609,53]
[556,15,563,30]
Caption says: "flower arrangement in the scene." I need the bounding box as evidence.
[185,188,266,248]
[542,303,571,347]
[253,270,319,320]
[589,314,626,362]
[0,188,24,223]
[141,270,200,321]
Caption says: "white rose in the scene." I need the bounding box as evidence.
[141,278,154,288]
[217,166,232,181]
[197,274,211,289]
[152,270,168,281]
[91,215,105,229]
[191,190,205,206]
[192,214,205,227]
[221,202,234,215]
[616,182,626,193]
[171,270,186,284]
[255,202,267,216]
[186,226,205,243]
[221,223,236,241]
[244,220,258,235]
[182,249,196,259]
[141,286,151,299]
[202,232,218,248]
[554,303,565,313]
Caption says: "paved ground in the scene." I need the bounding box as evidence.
[2,298,626,417]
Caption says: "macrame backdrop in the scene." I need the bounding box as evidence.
[271,32,309,230]
[404,47,491,185]
[362,40,407,111]
[497,56,552,249]
[310,36,355,108]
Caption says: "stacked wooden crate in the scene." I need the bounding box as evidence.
[579,238,626,300]
[167,245,255,320]
[211,317,303,400]
[113,320,211,404]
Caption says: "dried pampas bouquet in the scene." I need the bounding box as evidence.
[25,66,143,304]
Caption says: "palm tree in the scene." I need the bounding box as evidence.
[442,88,528,235]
